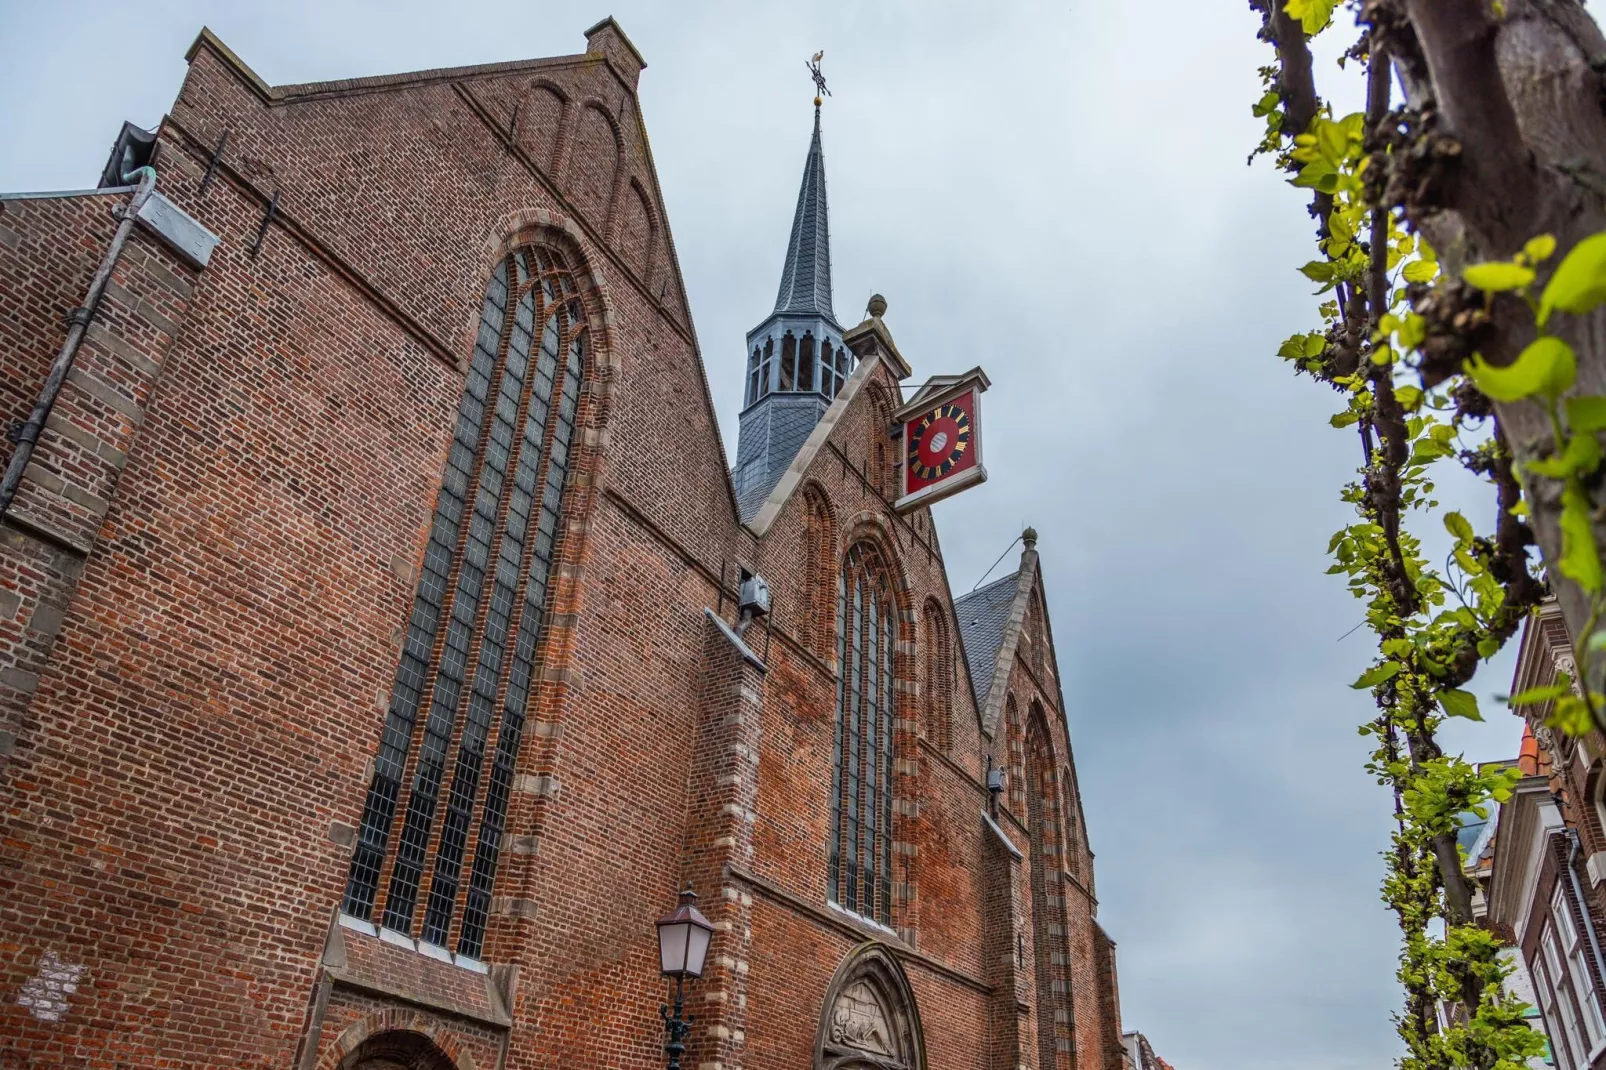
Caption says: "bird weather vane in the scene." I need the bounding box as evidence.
[807,50,830,107]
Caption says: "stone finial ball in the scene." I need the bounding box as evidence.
[867,294,888,318]
[1022,526,1038,547]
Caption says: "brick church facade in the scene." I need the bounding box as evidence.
[0,19,1128,1070]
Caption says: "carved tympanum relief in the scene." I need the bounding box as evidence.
[830,981,895,1056]
[816,945,924,1070]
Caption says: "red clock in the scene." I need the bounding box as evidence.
[907,400,974,490]
[893,371,989,513]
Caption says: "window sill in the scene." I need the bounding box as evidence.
[827,899,898,939]
[338,912,489,974]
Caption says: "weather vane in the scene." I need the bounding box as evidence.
[807,50,830,108]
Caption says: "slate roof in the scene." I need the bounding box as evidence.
[954,571,1019,708]
[734,393,829,522]
[773,107,835,321]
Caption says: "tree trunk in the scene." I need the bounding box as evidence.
[1384,0,1606,647]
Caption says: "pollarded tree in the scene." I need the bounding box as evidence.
[1249,2,1606,1067]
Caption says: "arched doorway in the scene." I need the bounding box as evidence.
[815,944,926,1070]
[338,1029,458,1070]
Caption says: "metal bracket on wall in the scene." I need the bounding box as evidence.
[199,131,229,194]
[249,192,279,259]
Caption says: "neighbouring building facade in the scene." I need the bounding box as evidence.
[1121,1031,1174,1070]
[1478,600,1606,1070]
[0,20,1130,1070]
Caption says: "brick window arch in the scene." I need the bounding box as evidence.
[342,244,588,959]
[921,598,953,753]
[829,540,900,924]
[801,484,837,658]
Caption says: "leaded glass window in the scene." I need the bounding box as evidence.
[342,245,588,960]
[829,542,897,925]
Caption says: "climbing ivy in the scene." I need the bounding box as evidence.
[1250,2,1606,1067]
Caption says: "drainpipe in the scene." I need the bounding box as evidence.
[0,165,157,522]
[1566,827,1606,1001]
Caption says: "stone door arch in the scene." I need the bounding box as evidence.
[815,943,926,1070]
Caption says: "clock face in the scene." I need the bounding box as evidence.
[906,399,974,487]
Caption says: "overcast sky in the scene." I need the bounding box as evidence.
[0,2,1568,1068]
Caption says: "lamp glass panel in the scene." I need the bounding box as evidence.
[658,921,690,975]
[686,923,712,977]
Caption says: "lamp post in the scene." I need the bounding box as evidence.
[655,885,713,1070]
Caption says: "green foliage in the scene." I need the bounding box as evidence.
[1284,0,1339,35]
[1463,262,1535,292]
[1465,337,1574,402]
[1539,232,1606,327]
[1247,13,1603,1067]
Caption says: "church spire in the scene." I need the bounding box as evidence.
[732,55,854,522]
[772,104,835,322]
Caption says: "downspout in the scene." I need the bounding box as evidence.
[1566,826,1606,1001]
[0,165,157,522]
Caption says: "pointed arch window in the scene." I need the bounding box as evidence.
[1005,695,1025,815]
[802,485,838,659]
[342,244,588,960]
[1026,705,1074,1069]
[922,600,953,753]
[830,542,898,924]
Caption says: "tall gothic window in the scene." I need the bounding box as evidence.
[1005,695,1026,815]
[801,484,837,659]
[829,542,898,924]
[1027,706,1074,1070]
[342,245,588,961]
[922,599,953,753]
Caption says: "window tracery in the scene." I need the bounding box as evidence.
[829,542,899,924]
[342,243,588,960]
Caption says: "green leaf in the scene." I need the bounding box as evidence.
[1466,337,1576,403]
[1330,409,1360,428]
[1300,260,1337,283]
[1316,119,1348,166]
[1510,682,1570,707]
[1303,333,1326,358]
[1464,261,1536,292]
[1524,234,1558,263]
[1284,0,1339,34]
[1444,512,1474,542]
[1527,433,1601,479]
[1478,637,1500,658]
[1439,689,1483,721]
[1352,662,1403,689]
[1402,259,1439,284]
[1552,694,1596,736]
[1568,395,1606,434]
[1559,483,1603,595]
[1540,232,1606,327]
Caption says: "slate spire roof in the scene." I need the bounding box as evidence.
[772,105,835,322]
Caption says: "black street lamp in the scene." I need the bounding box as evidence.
[655,885,714,1070]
